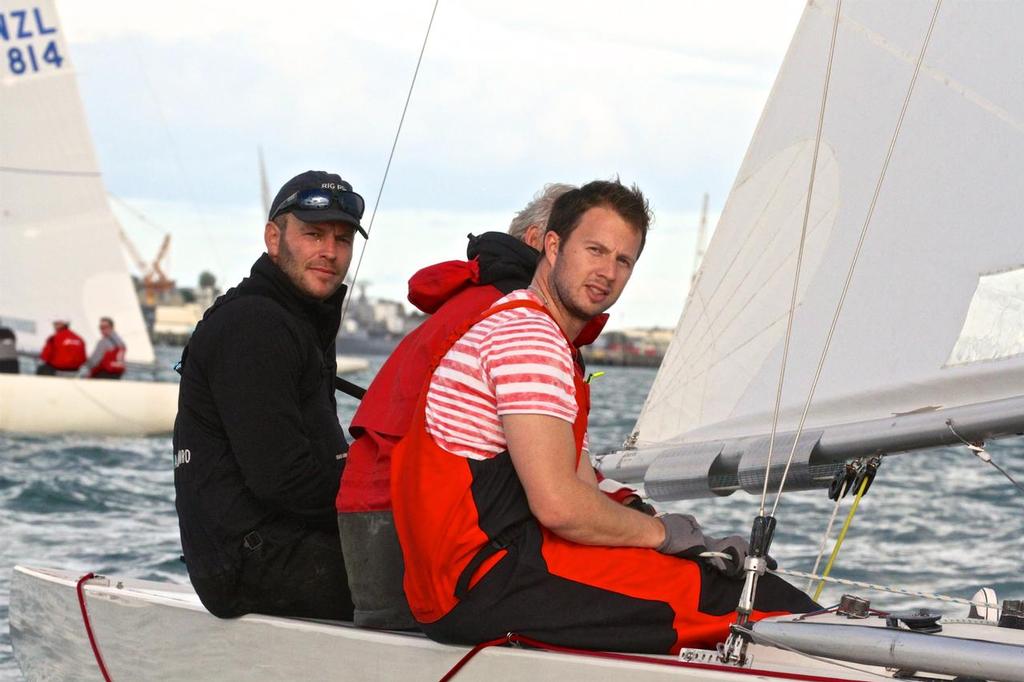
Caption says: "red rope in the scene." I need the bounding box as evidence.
[438,636,510,682]
[76,573,113,682]
[438,632,864,682]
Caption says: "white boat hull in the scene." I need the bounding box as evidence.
[20,565,1024,681]
[336,355,370,375]
[0,374,178,436]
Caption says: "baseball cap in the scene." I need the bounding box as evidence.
[268,170,367,237]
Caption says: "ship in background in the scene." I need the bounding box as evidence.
[335,282,424,357]
[132,263,410,362]
[582,327,672,368]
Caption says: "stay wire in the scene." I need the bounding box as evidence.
[759,0,843,516]
[774,568,999,609]
[341,0,441,325]
[768,0,944,519]
[988,459,1024,495]
[125,34,227,278]
[108,193,168,235]
[946,421,1024,495]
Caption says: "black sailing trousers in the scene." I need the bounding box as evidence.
[191,524,353,621]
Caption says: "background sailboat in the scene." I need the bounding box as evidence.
[0,0,177,435]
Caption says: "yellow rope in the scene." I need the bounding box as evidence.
[813,474,870,602]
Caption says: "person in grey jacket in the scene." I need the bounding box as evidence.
[85,317,126,379]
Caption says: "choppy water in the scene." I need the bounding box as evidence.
[2,354,1023,680]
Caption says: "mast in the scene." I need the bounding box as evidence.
[689,193,709,288]
[258,146,272,218]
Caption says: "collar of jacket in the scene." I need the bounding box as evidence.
[242,253,348,348]
[574,313,608,348]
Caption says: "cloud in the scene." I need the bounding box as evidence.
[58,0,802,327]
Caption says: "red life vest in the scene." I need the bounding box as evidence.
[391,299,803,652]
[40,328,87,370]
[337,281,506,513]
[391,298,588,622]
[90,341,126,377]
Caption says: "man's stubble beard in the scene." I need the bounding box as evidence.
[548,263,597,325]
[277,235,344,300]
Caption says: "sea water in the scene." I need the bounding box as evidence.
[2,354,1023,680]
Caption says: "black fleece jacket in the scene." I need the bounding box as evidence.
[173,253,347,578]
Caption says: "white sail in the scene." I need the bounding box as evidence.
[0,0,155,365]
[602,0,1024,495]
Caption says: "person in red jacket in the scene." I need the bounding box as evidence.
[85,317,127,379]
[36,318,87,375]
[390,180,817,654]
[337,184,646,630]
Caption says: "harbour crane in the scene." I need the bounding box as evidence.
[118,227,176,306]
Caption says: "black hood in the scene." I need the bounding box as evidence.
[466,232,539,292]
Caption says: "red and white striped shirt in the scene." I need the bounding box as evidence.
[425,289,587,460]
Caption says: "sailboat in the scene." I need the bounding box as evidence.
[0,0,178,435]
[10,0,1024,679]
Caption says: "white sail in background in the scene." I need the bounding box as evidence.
[602,0,1024,496]
[0,0,155,364]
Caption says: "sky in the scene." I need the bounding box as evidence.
[56,0,805,330]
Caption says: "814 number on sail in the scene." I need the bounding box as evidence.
[1,6,64,76]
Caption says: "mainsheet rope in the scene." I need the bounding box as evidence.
[805,476,849,593]
[812,475,870,601]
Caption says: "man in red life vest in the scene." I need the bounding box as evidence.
[390,180,817,653]
[338,183,648,630]
[85,317,127,379]
[36,318,86,375]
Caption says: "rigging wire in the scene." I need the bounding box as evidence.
[774,567,999,609]
[946,420,1024,495]
[341,0,441,326]
[108,193,168,235]
[768,0,944,519]
[124,34,228,279]
[759,0,844,517]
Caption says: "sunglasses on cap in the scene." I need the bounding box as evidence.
[271,188,366,222]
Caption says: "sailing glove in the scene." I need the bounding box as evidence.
[656,514,756,578]
[655,513,708,557]
[705,535,777,578]
[703,535,750,578]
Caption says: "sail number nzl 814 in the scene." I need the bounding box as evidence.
[1,6,63,77]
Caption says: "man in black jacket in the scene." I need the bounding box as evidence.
[173,170,366,619]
